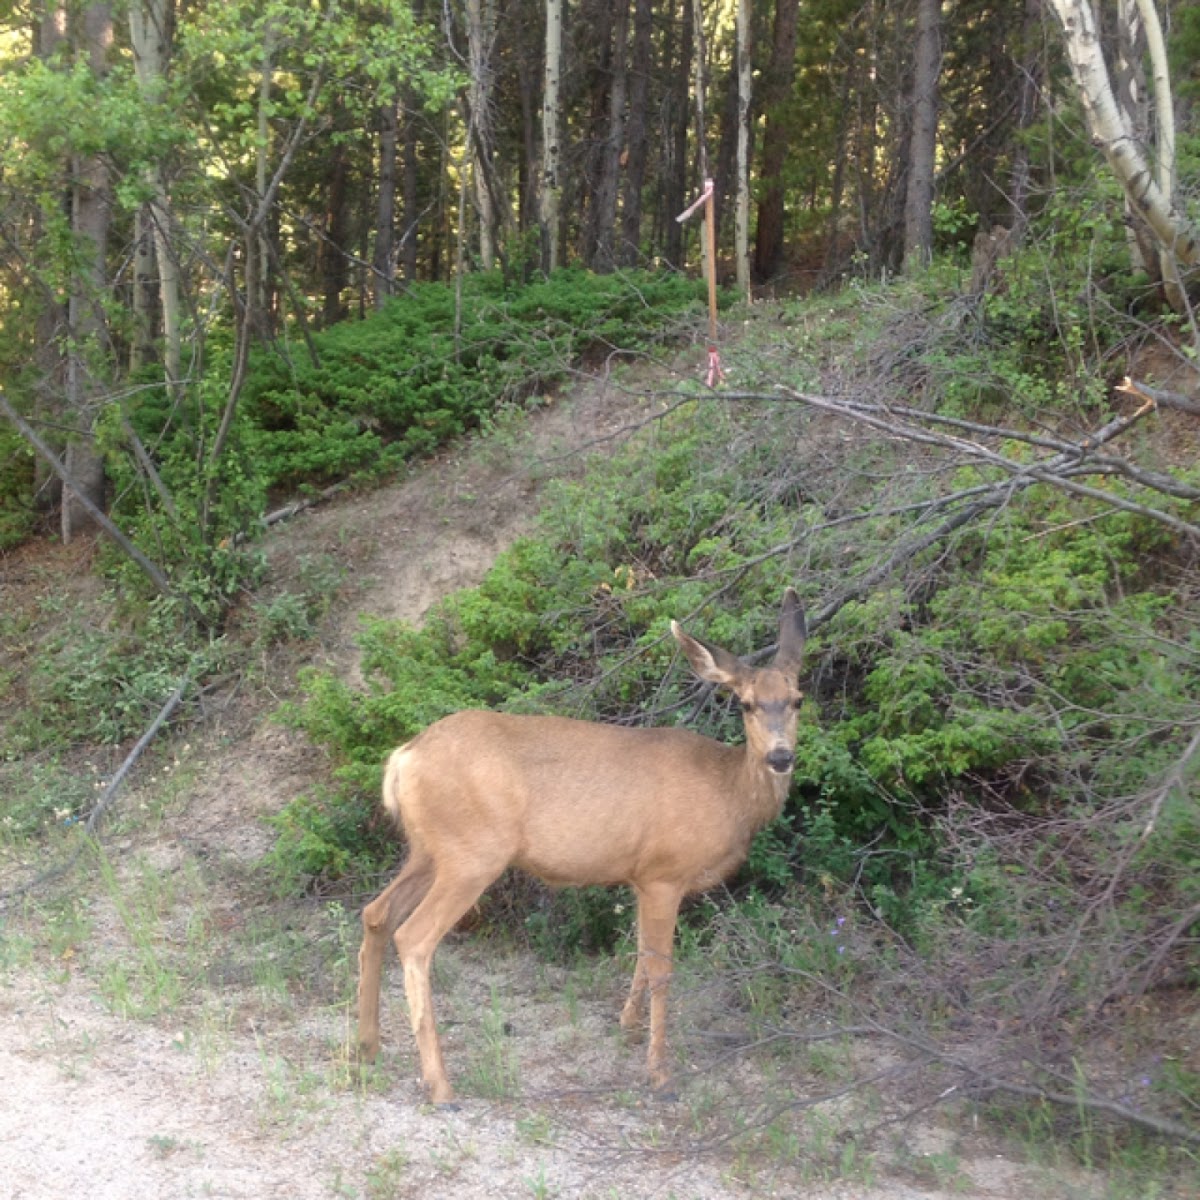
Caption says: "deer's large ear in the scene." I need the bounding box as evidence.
[672,622,746,690]
[773,588,807,677]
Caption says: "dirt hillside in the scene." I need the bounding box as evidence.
[0,367,1103,1200]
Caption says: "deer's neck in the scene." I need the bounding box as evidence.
[731,747,790,832]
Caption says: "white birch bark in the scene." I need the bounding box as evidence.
[540,0,563,272]
[1132,0,1183,308]
[1048,0,1198,296]
[735,0,751,299]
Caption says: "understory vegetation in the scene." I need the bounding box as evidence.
[268,257,1199,1163]
[2,232,1198,1185]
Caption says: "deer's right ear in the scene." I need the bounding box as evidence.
[774,588,807,677]
[672,622,745,689]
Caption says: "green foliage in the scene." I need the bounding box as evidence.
[920,179,1133,420]
[241,269,706,491]
[251,554,345,645]
[12,594,215,751]
[522,886,634,961]
[269,349,1196,988]
[0,422,35,549]
[266,402,805,890]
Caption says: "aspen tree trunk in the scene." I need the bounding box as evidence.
[734,0,751,298]
[1127,0,1183,308]
[540,0,564,272]
[465,0,498,269]
[1047,0,1198,308]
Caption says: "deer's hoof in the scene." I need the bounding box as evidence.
[424,1079,457,1108]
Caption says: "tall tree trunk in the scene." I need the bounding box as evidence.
[713,51,738,251]
[856,8,880,263]
[374,99,398,307]
[1113,0,1183,308]
[540,0,564,271]
[663,0,692,268]
[129,0,182,396]
[752,0,800,282]
[578,0,616,265]
[902,0,940,273]
[401,103,421,281]
[822,63,853,277]
[1008,0,1042,236]
[32,1,68,515]
[130,203,157,372]
[465,0,507,270]
[734,0,752,298]
[518,40,538,243]
[402,0,425,282]
[1047,0,1199,301]
[321,137,350,325]
[618,0,653,267]
[63,2,114,543]
[1114,0,1154,276]
[589,0,631,271]
[252,20,276,333]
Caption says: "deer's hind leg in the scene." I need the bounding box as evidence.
[620,907,650,1036]
[393,861,506,1104]
[357,851,434,1063]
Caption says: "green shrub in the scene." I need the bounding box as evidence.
[241,268,708,492]
[0,421,35,549]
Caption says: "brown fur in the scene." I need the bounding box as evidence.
[357,590,808,1104]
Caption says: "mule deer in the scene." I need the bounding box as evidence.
[357,589,808,1104]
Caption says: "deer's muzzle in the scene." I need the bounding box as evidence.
[765,748,795,774]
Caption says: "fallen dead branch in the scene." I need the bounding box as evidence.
[1120,376,1200,416]
[0,676,191,910]
[711,948,1200,1149]
[761,385,1200,543]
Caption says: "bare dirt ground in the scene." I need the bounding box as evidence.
[0,367,1105,1199]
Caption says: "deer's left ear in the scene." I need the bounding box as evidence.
[672,622,747,690]
[773,588,807,677]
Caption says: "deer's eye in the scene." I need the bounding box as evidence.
[738,699,756,714]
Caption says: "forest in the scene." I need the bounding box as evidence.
[0,0,1198,1192]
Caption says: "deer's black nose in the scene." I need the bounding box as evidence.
[766,749,795,774]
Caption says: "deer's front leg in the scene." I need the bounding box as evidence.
[634,883,682,1092]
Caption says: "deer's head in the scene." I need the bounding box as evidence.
[672,589,807,776]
